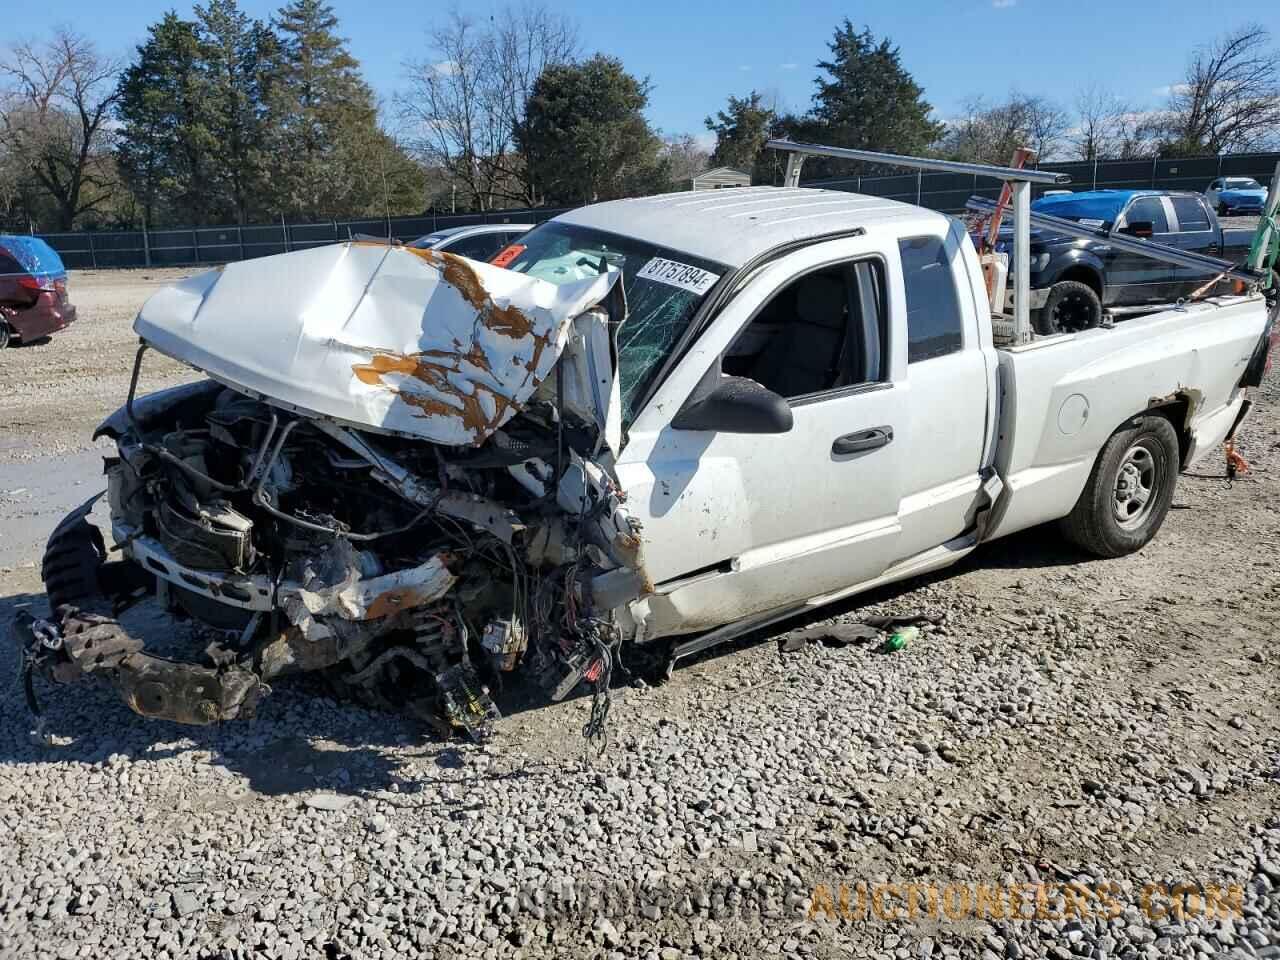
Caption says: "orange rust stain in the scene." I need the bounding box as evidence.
[402,245,535,341]
[364,588,416,620]
[352,350,516,443]
[486,302,535,339]
[352,353,422,385]
[351,246,555,444]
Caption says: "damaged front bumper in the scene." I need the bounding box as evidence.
[32,244,651,741]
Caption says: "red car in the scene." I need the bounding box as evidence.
[0,236,76,348]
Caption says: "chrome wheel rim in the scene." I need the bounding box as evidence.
[1114,442,1159,529]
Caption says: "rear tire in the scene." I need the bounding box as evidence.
[1217,202,1229,216]
[1036,280,1102,335]
[1058,414,1180,558]
[0,321,11,349]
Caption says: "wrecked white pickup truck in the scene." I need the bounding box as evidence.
[23,145,1277,741]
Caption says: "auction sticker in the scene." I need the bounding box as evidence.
[637,257,720,295]
[491,244,526,268]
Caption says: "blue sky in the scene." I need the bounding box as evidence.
[46,0,1278,146]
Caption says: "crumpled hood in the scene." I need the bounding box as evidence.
[134,242,617,446]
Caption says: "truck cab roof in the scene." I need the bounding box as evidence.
[554,186,951,268]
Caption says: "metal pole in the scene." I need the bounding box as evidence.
[1012,181,1031,344]
[766,138,1069,184]
[281,214,289,253]
[783,153,804,188]
[192,228,200,265]
[1092,155,1098,190]
[916,170,923,205]
[1151,154,1159,188]
[88,231,97,269]
[142,218,151,268]
[238,226,245,262]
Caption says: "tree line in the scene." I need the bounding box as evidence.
[1,6,1277,233]
[705,20,1280,179]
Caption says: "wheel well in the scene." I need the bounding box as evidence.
[1144,396,1194,466]
[1057,265,1102,299]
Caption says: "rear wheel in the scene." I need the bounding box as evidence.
[1036,280,1102,335]
[0,320,11,349]
[1059,414,1180,557]
[1217,202,1229,216]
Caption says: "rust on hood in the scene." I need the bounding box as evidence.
[131,241,618,447]
[404,247,539,342]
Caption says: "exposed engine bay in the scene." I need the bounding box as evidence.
[23,243,654,742]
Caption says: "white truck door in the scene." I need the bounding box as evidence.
[892,228,994,559]
[616,237,906,637]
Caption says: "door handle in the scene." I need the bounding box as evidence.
[832,426,893,455]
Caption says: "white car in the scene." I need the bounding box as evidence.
[1204,177,1267,216]
[30,174,1274,739]
[407,223,533,261]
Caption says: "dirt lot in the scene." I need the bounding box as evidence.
[0,268,1277,960]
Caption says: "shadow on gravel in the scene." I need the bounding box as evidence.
[664,526,1098,677]
[7,335,53,349]
[0,590,507,800]
[0,526,1100,787]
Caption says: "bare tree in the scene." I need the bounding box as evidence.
[939,93,1069,165]
[663,133,709,185]
[1158,24,1280,155]
[398,3,578,210]
[0,28,120,229]
[1072,84,1126,160]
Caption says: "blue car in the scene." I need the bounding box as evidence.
[1205,177,1268,216]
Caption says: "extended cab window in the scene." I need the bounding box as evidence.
[723,259,887,400]
[899,236,962,363]
[1125,197,1170,233]
[1171,197,1211,232]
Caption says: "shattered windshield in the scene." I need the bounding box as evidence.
[499,222,726,425]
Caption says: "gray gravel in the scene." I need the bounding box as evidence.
[0,270,1278,959]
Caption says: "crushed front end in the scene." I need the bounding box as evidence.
[26,243,650,741]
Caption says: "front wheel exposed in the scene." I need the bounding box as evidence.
[1058,414,1180,558]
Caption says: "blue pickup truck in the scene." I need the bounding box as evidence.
[995,190,1258,334]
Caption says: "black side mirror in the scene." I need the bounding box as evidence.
[671,375,793,434]
[1119,220,1154,239]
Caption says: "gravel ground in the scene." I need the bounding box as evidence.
[0,269,1278,960]
[0,268,198,466]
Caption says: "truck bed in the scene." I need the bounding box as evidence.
[985,293,1268,540]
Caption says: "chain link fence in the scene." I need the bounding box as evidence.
[21,152,1280,271]
[809,152,1280,213]
[30,208,570,271]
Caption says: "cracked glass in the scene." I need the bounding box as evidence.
[500,222,726,425]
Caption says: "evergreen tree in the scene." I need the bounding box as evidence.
[704,91,776,177]
[517,55,670,205]
[115,14,213,225]
[268,0,385,217]
[802,20,944,176]
[196,0,279,223]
